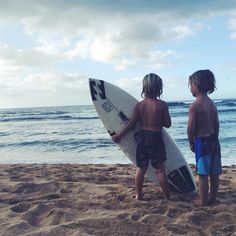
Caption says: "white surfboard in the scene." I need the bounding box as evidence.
[89,78,197,193]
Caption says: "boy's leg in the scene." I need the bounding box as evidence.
[198,175,209,206]
[155,163,170,200]
[135,166,147,200]
[207,145,221,205]
[208,174,219,205]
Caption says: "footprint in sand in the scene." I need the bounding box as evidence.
[23,204,50,227]
[13,183,42,194]
[11,202,31,213]
[139,214,170,225]
[167,223,192,235]
[2,221,34,235]
[129,213,143,221]
[13,182,59,195]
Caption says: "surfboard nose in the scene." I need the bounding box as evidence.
[89,78,98,82]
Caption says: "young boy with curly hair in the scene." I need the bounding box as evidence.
[112,73,171,200]
[188,69,222,206]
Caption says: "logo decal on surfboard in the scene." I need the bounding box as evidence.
[89,80,106,101]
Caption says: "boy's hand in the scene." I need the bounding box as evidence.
[112,134,121,143]
[190,144,195,153]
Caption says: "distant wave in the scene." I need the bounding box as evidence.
[217,108,236,113]
[220,136,236,142]
[170,111,188,117]
[215,99,236,107]
[15,111,68,116]
[222,102,236,107]
[0,132,9,137]
[0,138,114,150]
[0,115,99,122]
[167,102,189,107]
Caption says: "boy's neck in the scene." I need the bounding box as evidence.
[195,92,208,99]
[146,97,158,100]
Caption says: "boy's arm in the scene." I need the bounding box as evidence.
[163,102,171,128]
[187,103,196,152]
[214,105,219,137]
[112,103,139,142]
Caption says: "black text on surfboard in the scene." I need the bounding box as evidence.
[102,100,113,113]
[89,80,106,101]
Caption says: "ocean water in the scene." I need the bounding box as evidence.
[0,99,235,165]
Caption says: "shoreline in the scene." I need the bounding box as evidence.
[0,163,235,235]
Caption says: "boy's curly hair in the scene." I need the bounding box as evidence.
[141,73,163,98]
[189,69,216,94]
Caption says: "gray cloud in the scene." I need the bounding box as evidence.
[0,0,236,108]
[0,70,89,107]
[0,0,235,69]
[1,0,235,18]
[1,1,235,38]
[0,43,64,77]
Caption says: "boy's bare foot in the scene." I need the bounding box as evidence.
[193,199,207,207]
[207,198,218,206]
[134,194,146,201]
[135,195,143,200]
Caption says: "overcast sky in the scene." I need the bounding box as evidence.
[0,0,236,108]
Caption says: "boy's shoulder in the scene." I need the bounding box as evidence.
[189,100,201,111]
[189,97,216,111]
[158,99,167,104]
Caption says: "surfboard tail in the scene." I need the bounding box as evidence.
[168,165,196,193]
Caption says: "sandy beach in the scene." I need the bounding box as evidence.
[0,164,235,236]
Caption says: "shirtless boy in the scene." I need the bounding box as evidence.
[112,73,171,200]
[188,69,222,206]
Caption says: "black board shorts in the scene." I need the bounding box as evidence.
[135,129,166,169]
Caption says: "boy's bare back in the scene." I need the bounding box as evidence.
[137,99,171,132]
[189,96,218,137]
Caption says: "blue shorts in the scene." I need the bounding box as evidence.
[195,134,222,175]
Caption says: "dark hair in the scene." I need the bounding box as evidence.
[189,69,216,94]
[141,73,163,98]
